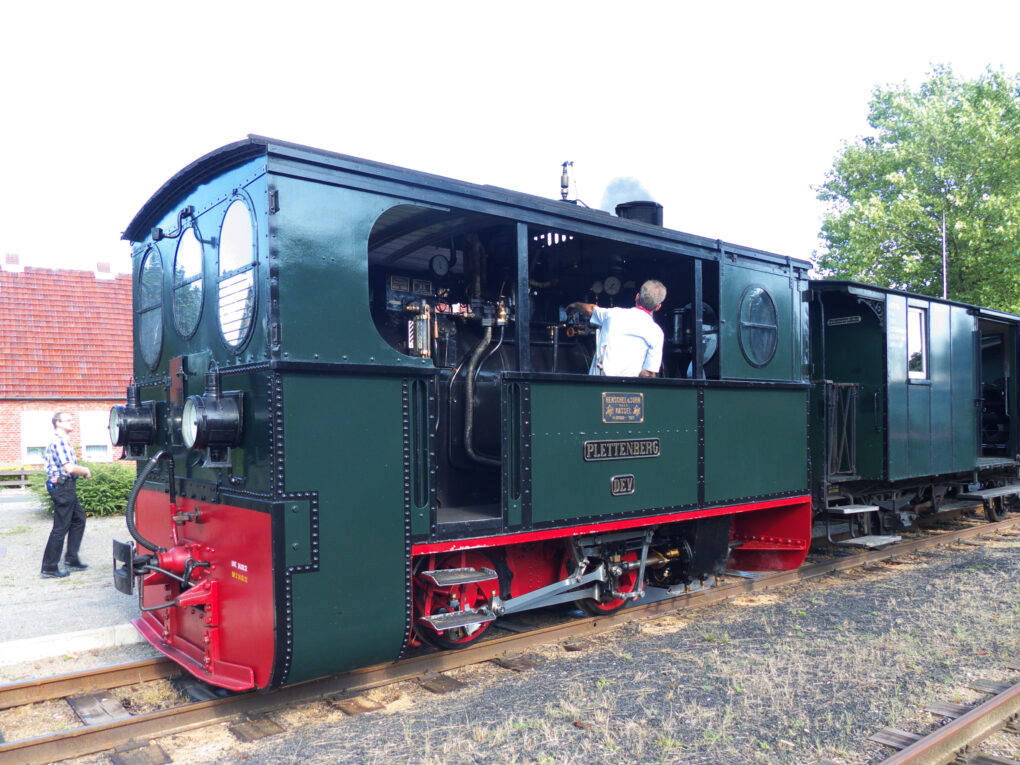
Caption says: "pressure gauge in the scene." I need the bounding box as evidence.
[430,254,450,277]
[591,280,604,295]
[604,275,622,296]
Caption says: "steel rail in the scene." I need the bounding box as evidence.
[2,515,1018,765]
[879,680,1020,765]
[0,658,174,711]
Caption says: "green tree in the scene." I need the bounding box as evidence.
[815,65,1020,312]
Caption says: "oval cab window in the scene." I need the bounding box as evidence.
[172,227,204,337]
[738,286,778,367]
[137,246,163,369]
[218,200,257,349]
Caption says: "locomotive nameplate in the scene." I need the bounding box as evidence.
[610,475,635,496]
[583,438,660,462]
[602,392,644,423]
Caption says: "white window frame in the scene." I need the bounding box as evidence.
[20,410,55,464]
[907,306,928,380]
[79,410,113,462]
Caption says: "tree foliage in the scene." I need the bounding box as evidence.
[816,66,1020,312]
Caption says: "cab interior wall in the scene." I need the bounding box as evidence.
[367,203,720,379]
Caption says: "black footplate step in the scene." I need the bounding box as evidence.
[420,567,498,587]
[419,606,496,632]
[958,484,1020,500]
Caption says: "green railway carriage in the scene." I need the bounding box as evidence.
[809,280,1020,533]
[111,136,816,690]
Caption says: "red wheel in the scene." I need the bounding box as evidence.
[414,551,497,649]
[578,551,640,616]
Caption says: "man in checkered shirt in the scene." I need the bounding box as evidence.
[41,412,92,578]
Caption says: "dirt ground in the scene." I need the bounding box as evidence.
[24,531,1020,765]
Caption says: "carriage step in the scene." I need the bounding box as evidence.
[420,567,498,588]
[419,606,496,632]
[957,484,1020,501]
[837,535,901,549]
[826,504,879,516]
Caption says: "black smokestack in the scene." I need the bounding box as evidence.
[601,177,663,226]
[615,201,664,226]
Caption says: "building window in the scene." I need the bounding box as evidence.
[907,306,928,379]
[85,444,110,460]
[20,410,54,464]
[80,411,113,462]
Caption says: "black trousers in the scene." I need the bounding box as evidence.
[42,480,86,571]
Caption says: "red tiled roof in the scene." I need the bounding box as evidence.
[0,267,133,399]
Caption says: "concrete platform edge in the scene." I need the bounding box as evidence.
[0,623,144,666]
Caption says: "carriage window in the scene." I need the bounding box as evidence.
[907,306,927,379]
[137,246,163,370]
[738,286,778,367]
[172,227,203,337]
[218,199,257,349]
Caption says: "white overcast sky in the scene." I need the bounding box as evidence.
[2,1,1019,274]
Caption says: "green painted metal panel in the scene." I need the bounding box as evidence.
[704,387,808,502]
[950,307,978,470]
[282,374,407,683]
[284,500,312,568]
[528,382,698,524]
[930,303,952,474]
[886,295,909,480]
[271,176,434,370]
[719,263,797,381]
[907,383,932,476]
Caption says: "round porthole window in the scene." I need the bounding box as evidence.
[217,199,257,349]
[738,286,778,367]
[172,227,203,337]
[137,246,163,370]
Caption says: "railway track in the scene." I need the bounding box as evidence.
[2,514,1019,765]
[871,674,1020,764]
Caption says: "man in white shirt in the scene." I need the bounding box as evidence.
[568,280,666,377]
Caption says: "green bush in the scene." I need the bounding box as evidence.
[28,462,137,517]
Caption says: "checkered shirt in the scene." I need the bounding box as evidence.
[44,431,77,483]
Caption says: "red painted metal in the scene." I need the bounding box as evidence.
[728,496,813,570]
[131,489,276,691]
[411,494,812,566]
[503,543,566,598]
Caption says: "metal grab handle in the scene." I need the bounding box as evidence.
[874,391,881,432]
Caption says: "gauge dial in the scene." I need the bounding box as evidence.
[591,280,604,295]
[430,254,450,277]
[604,275,622,296]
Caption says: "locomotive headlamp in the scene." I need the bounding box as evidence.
[109,385,156,456]
[181,370,244,451]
